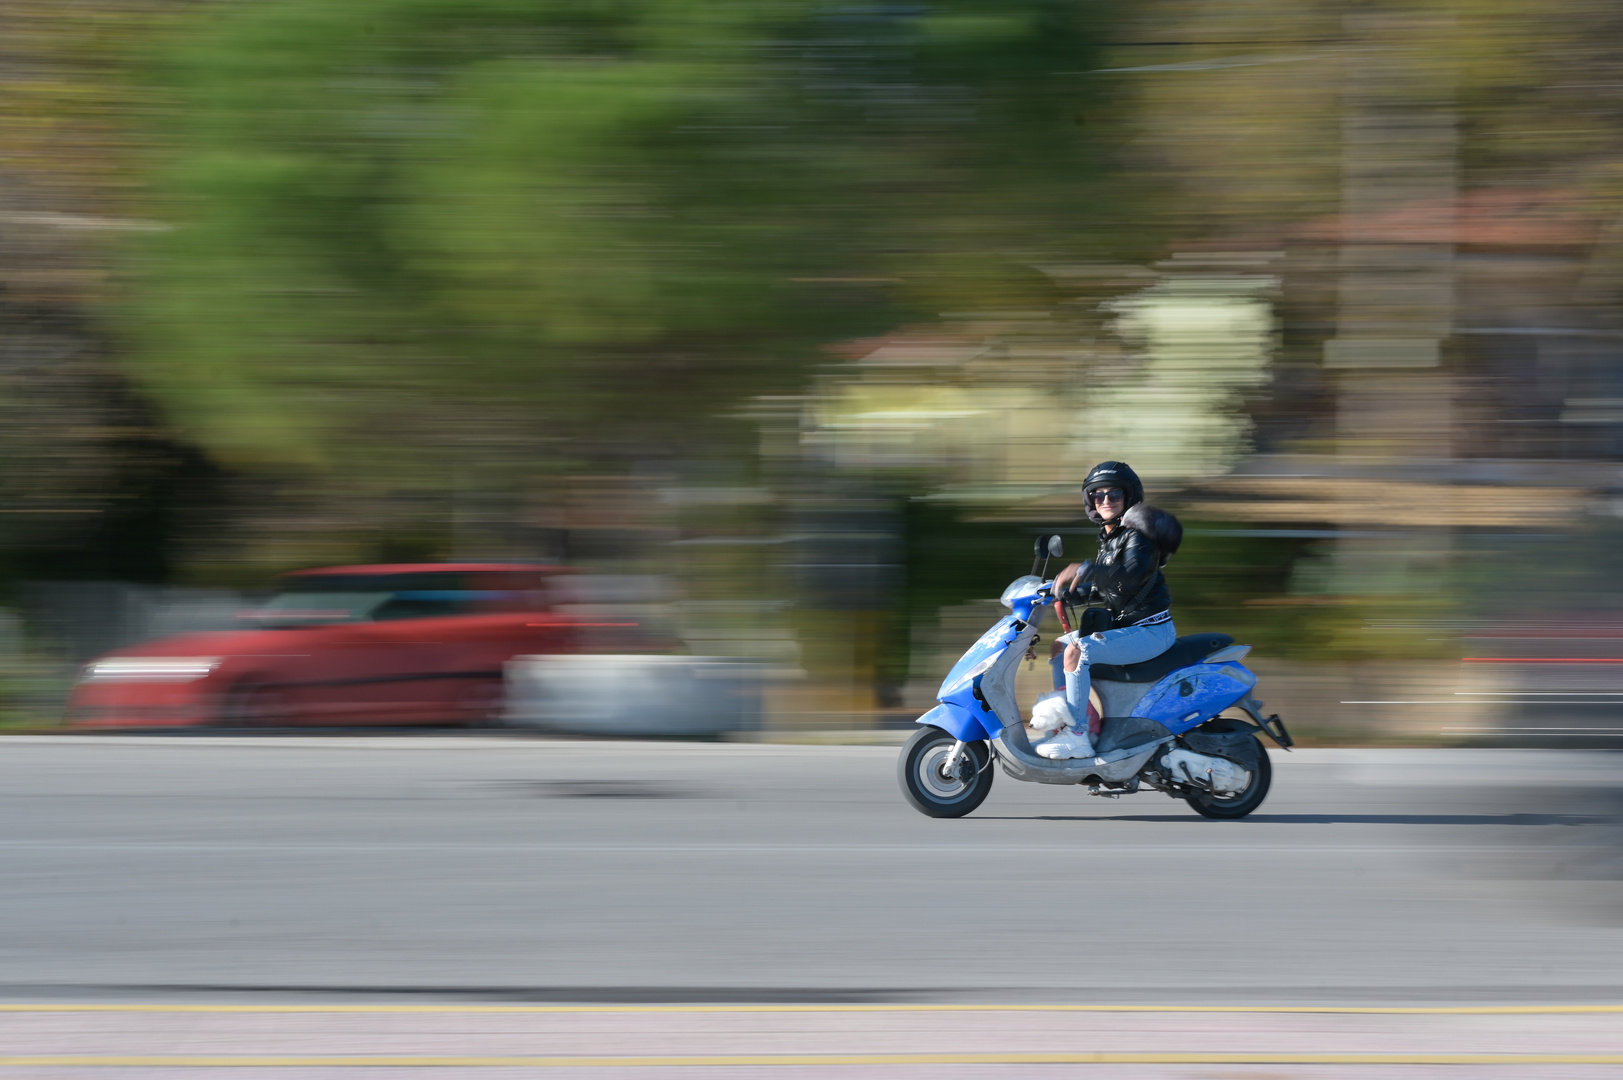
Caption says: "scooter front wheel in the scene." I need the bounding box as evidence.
[898,726,994,818]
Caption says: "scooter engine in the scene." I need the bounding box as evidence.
[1159,747,1251,795]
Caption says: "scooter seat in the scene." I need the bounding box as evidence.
[1089,632,1236,684]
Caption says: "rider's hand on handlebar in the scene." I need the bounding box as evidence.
[1052,561,1086,597]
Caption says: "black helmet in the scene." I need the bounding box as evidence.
[1082,460,1143,524]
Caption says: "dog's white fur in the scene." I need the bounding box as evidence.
[1029,693,1072,733]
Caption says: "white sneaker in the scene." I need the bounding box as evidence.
[1034,727,1094,760]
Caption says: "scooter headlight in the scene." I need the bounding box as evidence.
[943,654,998,695]
[999,575,1043,609]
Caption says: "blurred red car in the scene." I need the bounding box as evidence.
[67,563,601,728]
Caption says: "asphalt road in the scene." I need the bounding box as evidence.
[0,737,1620,1006]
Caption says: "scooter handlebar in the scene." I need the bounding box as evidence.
[1045,580,1074,633]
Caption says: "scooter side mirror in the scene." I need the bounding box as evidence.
[1032,533,1064,578]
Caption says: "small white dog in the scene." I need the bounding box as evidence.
[1028,693,1072,734]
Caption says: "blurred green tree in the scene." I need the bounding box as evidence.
[122,0,1114,525]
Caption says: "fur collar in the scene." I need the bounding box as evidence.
[1122,503,1182,557]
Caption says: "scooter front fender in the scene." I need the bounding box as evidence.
[915,702,993,743]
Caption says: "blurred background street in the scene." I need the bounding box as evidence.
[4,0,1623,742]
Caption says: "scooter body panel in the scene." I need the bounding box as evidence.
[933,614,1032,737]
[1133,661,1258,734]
[914,701,995,743]
[937,615,1024,700]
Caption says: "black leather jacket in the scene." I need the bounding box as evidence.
[1072,524,1171,629]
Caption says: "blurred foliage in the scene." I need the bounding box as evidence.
[1169,526,1461,663]
[122,0,1115,482]
[0,1,165,224]
[1107,0,1623,238]
[10,0,1623,694]
[0,365,221,587]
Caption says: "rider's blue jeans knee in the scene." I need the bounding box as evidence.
[1061,618,1177,726]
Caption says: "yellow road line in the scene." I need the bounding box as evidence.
[0,1054,1619,1067]
[0,1003,1617,1015]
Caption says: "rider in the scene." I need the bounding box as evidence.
[1034,460,1176,760]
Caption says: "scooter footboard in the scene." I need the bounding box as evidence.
[990,729,1169,785]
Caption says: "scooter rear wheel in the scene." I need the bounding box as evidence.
[898,726,994,818]
[1184,743,1271,819]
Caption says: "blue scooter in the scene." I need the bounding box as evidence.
[898,535,1293,819]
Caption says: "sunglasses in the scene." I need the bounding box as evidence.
[1086,487,1125,505]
